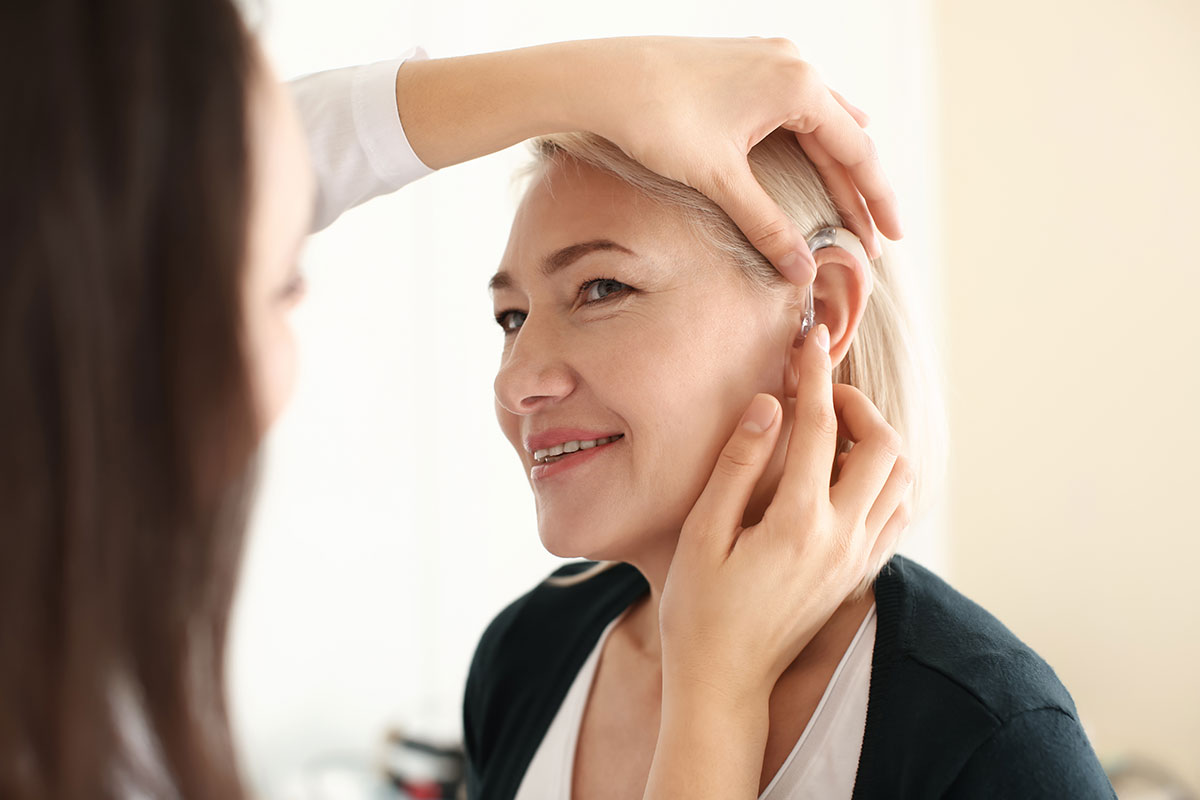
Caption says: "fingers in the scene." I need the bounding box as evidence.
[864,496,910,580]
[776,323,839,504]
[781,85,903,242]
[703,160,817,286]
[827,383,903,520]
[863,454,914,539]
[794,130,881,259]
[681,393,783,553]
[829,87,869,127]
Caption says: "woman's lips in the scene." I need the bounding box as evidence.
[530,435,623,481]
[525,428,623,456]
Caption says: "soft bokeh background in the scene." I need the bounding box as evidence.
[938,0,1200,794]
[228,0,1198,796]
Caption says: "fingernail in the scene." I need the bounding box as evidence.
[741,394,779,433]
[815,324,830,353]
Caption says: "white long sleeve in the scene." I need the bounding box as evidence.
[291,48,436,233]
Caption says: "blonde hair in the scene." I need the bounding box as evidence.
[527,130,947,589]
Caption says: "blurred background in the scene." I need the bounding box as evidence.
[228,0,1199,797]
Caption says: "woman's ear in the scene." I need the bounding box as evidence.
[811,246,872,367]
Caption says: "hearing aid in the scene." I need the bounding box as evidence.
[796,226,874,344]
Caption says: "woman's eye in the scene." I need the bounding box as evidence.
[495,310,526,334]
[582,278,629,303]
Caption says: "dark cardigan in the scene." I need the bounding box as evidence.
[462,556,1115,799]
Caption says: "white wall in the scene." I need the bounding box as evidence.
[935,0,1200,791]
[230,1,943,795]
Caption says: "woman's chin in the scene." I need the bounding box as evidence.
[536,522,625,561]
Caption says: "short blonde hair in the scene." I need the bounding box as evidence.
[527,130,946,588]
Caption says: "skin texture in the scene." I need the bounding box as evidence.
[242,54,315,430]
[491,159,882,797]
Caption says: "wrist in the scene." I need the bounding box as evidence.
[544,38,647,141]
[391,38,652,169]
[393,47,568,169]
[660,670,772,737]
[648,680,770,800]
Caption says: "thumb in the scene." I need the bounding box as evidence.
[680,393,782,554]
[704,160,816,286]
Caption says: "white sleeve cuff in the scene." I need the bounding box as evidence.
[293,47,436,233]
[351,48,435,190]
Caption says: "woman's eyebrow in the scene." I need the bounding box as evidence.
[488,239,636,292]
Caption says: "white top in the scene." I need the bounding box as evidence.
[516,604,877,800]
[290,48,436,232]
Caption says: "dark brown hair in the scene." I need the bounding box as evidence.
[0,0,259,796]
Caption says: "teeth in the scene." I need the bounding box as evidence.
[533,434,623,463]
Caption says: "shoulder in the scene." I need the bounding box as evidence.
[944,705,1115,798]
[878,555,1076,719]
[855,557,1113,798]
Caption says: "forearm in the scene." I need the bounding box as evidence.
[394,39,642,169]
[643,681,771,800]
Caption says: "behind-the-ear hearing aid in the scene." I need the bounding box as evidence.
[797,226,874,342]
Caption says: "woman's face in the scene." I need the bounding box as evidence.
[243,54,314,432]
[492,160,802,562]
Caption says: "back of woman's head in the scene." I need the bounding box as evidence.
[529,130,946,562]
[0,1,257,797]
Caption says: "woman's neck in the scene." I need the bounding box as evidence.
[616,545,876,678]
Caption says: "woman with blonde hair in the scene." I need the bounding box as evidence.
[0,0,921,792]
[466,130,1115,798]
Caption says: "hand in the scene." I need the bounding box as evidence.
[574,36,903,282]
[395,37,901,284]
[658,323,912,704]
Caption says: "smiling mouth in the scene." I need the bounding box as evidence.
[533,434,625,464]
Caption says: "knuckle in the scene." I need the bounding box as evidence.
[771,37,802,58]
[741,215,794,253]
[699,158,738,200]
[716,443,758,479]
[862,133,880,163]
[787,56,817,84]
[811,404,839,438]
[893,455,915,487]
[877,429,903,462]
[848,133,881,169]
[833,382,866,408]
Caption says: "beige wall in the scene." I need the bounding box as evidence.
[935,0,1200,791]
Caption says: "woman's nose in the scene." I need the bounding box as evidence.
[494,323,576,415]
